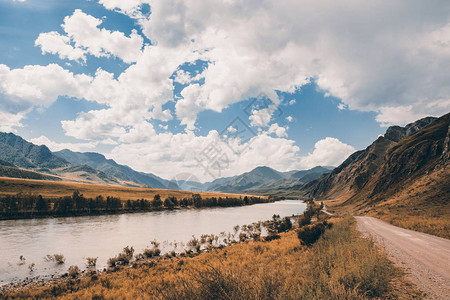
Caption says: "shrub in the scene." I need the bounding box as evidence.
[107,257,118,267]
[86,257,98,268]
[53,254,65,264]
[68,265,80,278]
[266,215,292,234]
[264,234,281,242]
[28,263,35,272]
[298,213,311,227]
[108,246,135,267]
[143,247,161,258]
[297,221,331,246]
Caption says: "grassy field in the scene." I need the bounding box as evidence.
[0,177,259,200]
[1,217,421,299]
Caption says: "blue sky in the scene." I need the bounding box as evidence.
[0,0,449,181]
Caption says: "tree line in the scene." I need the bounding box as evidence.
[0,191,271,219]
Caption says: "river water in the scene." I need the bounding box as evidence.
[0,200,305,285]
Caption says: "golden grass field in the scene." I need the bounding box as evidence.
[1,217,422,299]
[0,177,260,201]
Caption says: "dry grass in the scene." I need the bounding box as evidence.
[0,177,259,201]
[1,217,421,299]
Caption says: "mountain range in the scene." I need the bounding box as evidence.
[0,132,329,193]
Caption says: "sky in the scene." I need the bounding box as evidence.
[0,0,449,182]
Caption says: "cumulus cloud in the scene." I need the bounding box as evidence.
[108,130,302,181]
[0,63,91,107]
[62,9,144,63]
[297,137,356,169]
[267,123,288,138]
[98,0,150,18]
[30,135,98,152]
[173,69,203,85]
[0,110,26,132]
[140,0,450,126]
[35,31,86,62]
[2,0,450,178]
[35,9,144,64]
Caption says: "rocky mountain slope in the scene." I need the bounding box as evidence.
[300,113,450,236]
[299,116,438,201]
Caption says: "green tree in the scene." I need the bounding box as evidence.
[192,194,202,207]
[164,197,175,209]
[35,195,48,212]
[153,194,163,208]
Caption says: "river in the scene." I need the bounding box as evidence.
[0,200,305,285]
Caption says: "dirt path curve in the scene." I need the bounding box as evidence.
[356,216,450,300]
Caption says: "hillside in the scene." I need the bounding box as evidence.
[301,113,450,238]
[0,165,61,181]
[55,149,179,189]
[0,132,127,185]
[0,132,69,171]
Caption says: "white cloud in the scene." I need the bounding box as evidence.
[173,69,204,85]
[0,110,26,132]
[108,130,302,181]
[0,63,91,107]
[267,123,288,138]
[2,0,450,179]
[140,0,450,127]
[61,9,144,64]
[98,0,150,18]
[35,31,86,62]
[288,99,296,105]
[249,107,275,128]
[30,135,98,152]
[285,116,293,122]
[35,9,144,64]
[297,137,356,169]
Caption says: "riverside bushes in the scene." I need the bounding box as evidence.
[0,192,269,219]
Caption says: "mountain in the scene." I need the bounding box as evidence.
[54,149,179,189]
[299,116,438,200]
[0,132,69,171]
[0,132,122,185]
[211,166,284,192]
[313,112,449,239]
[237,166,331,194]
[209,166,331,193]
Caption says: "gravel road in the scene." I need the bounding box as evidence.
[356,216,450,300]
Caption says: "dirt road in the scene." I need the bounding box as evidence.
[356,216,450,300]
